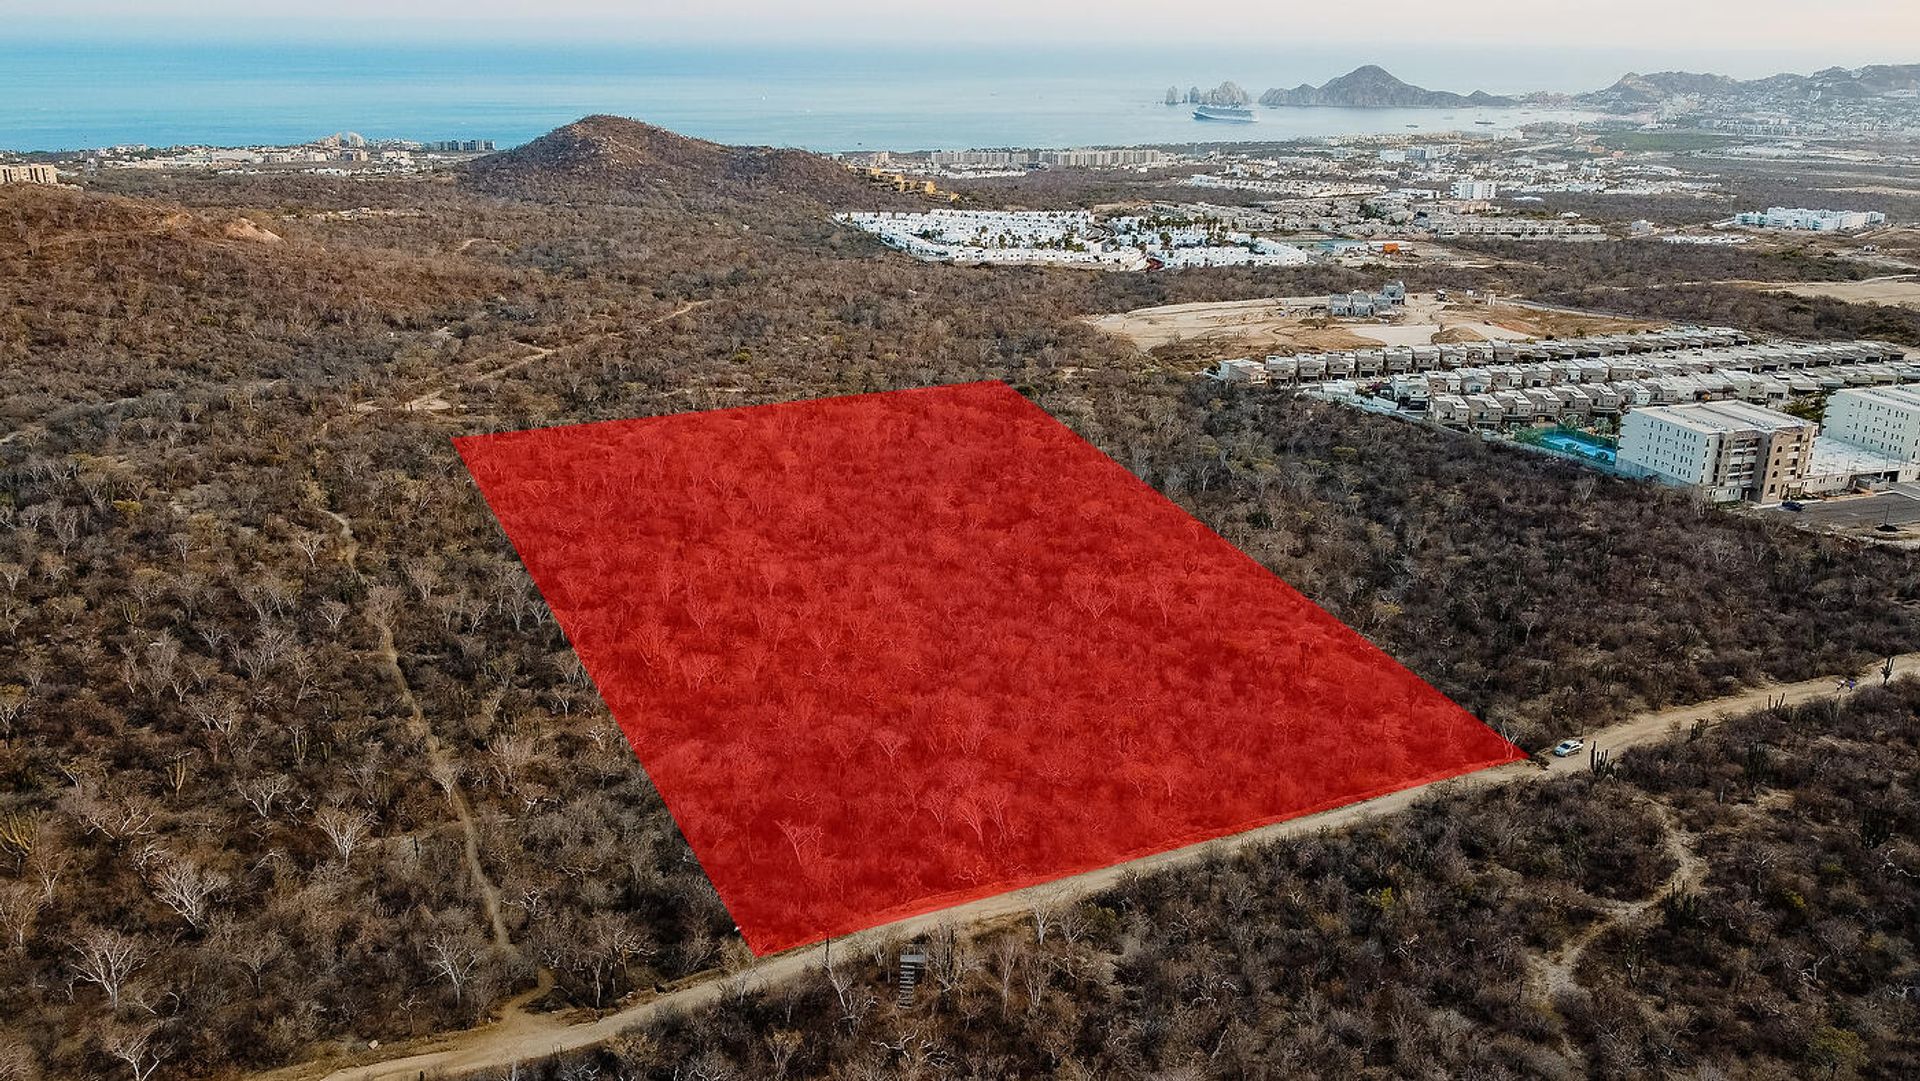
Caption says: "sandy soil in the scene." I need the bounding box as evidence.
[1737,275,1920,310]
[255,651,1920,1081]
[1827,185,1920,198]
[1083,295,1346,353]
[1473,301,1660,340]
[1087,293,1654,358]
[223,218,284,244]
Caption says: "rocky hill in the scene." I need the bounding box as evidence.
[1578,63,1920,110]
[1260,65,1515,108]
[1240,60,1920,113]
[464,114,882,208]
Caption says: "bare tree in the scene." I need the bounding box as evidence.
[0,685,28,741]
[425,929,484,1005]
[0,882,45,948]
[766,1030,803,1080]
[70,926,149,1009]
[149,855,227,929]
[235,773,292,820]
[925,922,975,995]
[64,782,158,844]
[316,598,350,635]
[292,529,326,568]
[102,1022,165,1081]
[313,806,375,866]
[990,935,1025,1018]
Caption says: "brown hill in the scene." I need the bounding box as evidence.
[464,114,881,209]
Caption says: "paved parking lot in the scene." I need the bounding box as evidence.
[1786,482,1920,532]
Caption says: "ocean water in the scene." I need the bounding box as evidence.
[22,37,1835,154]
[2,40,1635,153]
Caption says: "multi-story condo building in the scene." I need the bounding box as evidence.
[1821,384,1920,463]
[1617,402,1817,503]
[0,164,58,185]
[1732,207,1887,232]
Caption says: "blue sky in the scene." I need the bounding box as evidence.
[8,0,1919,63]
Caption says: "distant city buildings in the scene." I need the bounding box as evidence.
[836,207,1316,271]
[1422,216,1605,240]
[1733,206,1887,231]
[925,147,1166,169]
[836,210,1149,270]
[1661,234,1752,246]
[0,164,58,185]
[1451,179,1498,200]
[66,132,497,177]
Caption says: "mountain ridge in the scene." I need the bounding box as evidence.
[1236,62,1920,112]
[463,114,884,208]
[1259,65,1515,108]
[1243,61,1920,110]
[1576,62,1920,109]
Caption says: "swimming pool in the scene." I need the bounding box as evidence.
[1535,431,1617,463]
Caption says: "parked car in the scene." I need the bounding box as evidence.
[1552,738,1585,758]
[1781,501,1805,512]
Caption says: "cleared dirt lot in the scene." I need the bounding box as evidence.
[1086,292,1656,357]
[1083,295,1372,353]
[1738,275,1920,310]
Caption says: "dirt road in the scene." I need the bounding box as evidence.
[1541,651,1920,777]
[262,651,1920,1081]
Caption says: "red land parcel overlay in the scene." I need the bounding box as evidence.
[455,381,1522,955]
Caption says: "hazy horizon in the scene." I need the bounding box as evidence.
[6,31,1919,92]
[8,1,1920,78]
[7,4,1920,152]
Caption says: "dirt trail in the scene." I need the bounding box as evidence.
[364,300,710,415]
[253,651,1920,1081]
[322,509,513,952]
[1532,805,1706,1006]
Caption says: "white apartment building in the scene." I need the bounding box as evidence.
[1822,384,1920,462]
[1451,179,1498,200]
[1618,402,1817,504]
[1733,207,1887,232]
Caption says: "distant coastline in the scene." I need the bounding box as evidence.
[0,40,1606,154]
[4,40,1912,153]
[1169,61,1920,112]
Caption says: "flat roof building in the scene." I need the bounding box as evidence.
[0,164,57,185]
[1802,435,1920,495]
[1733,207,1887,232]
[1821,384,1920,463]
[1618,401,1816,504]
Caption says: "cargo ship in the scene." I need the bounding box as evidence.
[1192,104,1256,123]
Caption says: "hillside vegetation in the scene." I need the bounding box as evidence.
[0,119,1915,1079]
[533,681,1920,1080]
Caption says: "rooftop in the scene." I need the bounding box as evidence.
[1808,435,1915,477]
[1632,401,1815,436]
[1835,384,1920,410]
